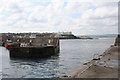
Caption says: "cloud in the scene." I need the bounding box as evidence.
[0,0,118,35]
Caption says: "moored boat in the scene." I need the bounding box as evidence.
[5,39,13,49]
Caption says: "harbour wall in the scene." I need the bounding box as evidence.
[11,38,59,47]
[10,46,59,58]
[9,38,60,58]
[114,35,120,46]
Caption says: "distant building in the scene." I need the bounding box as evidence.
[30,34,36,38]
[54,32,77,39]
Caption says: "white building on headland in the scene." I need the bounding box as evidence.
[57,32,72,35]
[54,32,75,38]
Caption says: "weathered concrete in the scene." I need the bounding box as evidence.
[10,46,59,58]
[114,35,120,46]
[11,38,59,47]
[9,38,60,58]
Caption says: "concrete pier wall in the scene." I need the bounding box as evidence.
[10,46,58,58]
[9,38,59,58]
[11,38,59,47]
[114,35,120,46]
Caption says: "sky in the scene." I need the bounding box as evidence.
[0,0,119,35]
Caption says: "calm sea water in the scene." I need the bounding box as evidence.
[0,38,115,78]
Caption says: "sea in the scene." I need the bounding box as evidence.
[0,38,115,78]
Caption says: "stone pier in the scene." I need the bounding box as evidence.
[9,38,59,58]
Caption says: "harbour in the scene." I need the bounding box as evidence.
[1,37,115,78]
[0,0,119,79]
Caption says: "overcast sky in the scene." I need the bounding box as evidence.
[0,0,119,35]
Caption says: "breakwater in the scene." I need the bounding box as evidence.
[10,46,59,58]
[8,38,59,58]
